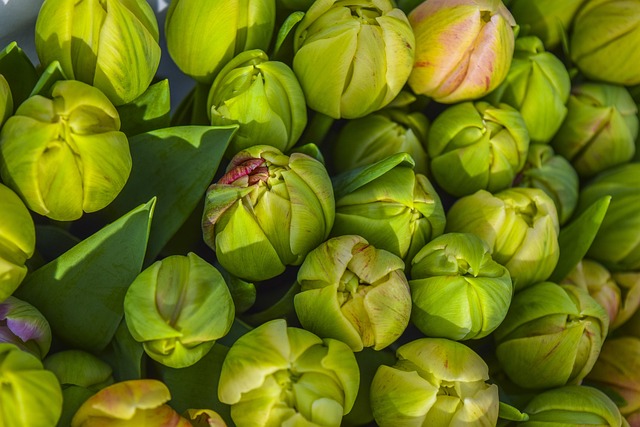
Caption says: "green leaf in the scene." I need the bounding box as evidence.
[56,386,95,427]
[33,225,81,265]
[332,153,415,200]
[14,199,155,352]
[0,42,38,107]
[273,11,305,58]
[498,401,529,422]
[29,61,68,98]
[549,196,611,282]
[154,343,232,424]
[288,143,325,164]
[116,79,171,137]
[98,319,146,382]
[104,125,237,264]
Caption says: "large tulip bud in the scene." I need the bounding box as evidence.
[202,145,334,282]
[552,82,638,178]
[408,0,516,103]
[446,187,560,290]
[218,319,359,427]
[206,50,307,155]
[35,0,161,105]
[294,235,412,351]
[293,0,415,119]
[165,0,275,84]
[0,183,35,301]
[0,80,132,221]
[494,282,609,390]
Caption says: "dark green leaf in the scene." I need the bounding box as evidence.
[116,79,171,137]
[273,11,304,58]
[29,61,68,98]
[56,386,95,427]
[549,196,611,282]
[15,199,155,352]
[99,319,146,382]
[0,42,38,107]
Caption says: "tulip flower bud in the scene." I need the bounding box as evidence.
[44,350,114,390]
[183,409,227,427]
[494,282,609,389]
[506,0,584,50]
[409,232,513,340]
[514,144,579,225]
[610,271,640,330]
[586,337,640,418]
[124,253,234,368]
[427,101,529,197]
[0,74,11,127]
[408,0,516,103]
[577,163,640,272]
[562,259,621,328]
[202,145,335,282]
[520,385,626,427]
[71,379,192,427]
[293,0,415,119]
[332,108,430,175]
[552,83,638,178]
[571,0,640,86]
[0,343,63,427]
[0,183,35,301]
[446,188,560,290]
[370,338,499,426]
[0,296,51,359]
[35,0,161,105]
[332,162,445,264]
[207,50,307,155]
[218,319,360,427]
[0,80,132,221]
[294,235,412,351]
[486,36,571,144]
[165,0,276,84]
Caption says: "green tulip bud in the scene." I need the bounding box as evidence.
[494,282,609,390]
[293,0,415,119]
[552,82,638,178]
[218,319,360,427]
[562,259,621,329]
[207,50,307,155]
[202,145,335,282]
[124,253,234,369]
[576,163,640,272]
[446,188,560,290]
[44,350,114,391]
[505,0,584,50]
[571,0,640,86]
[0,343,63,427]
[183,409,227,427]
[370,337,499,426]
[0,74,12,127]
[294,235,412,351]
[0,296,51,359]
[0,183,35,301]
[587,337,640,417]
[428,101,530,197]
[35,0,161,105]
[610,271,640,330]
[0,80,132,221]
[486,36,571,144]
[408,0,516,103]
[521,385,627,427]
[409,232,513,340]
[332,162,445,264]
[332,108,430,175]
[165,0,275,84]
[71,379,192,427]
[514,144,579,225]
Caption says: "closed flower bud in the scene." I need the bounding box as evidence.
[408,0,516,103]
[207,50,307,155]
[293,0,415,119]
[124,253,234,368]
[0,80,132,221]
[294,235,412,351]
[552,82,638,178]
[165,0,275,84]
[409,232,513,340]
[494,282,609,390]
[35,0,161,105]
[428,101,529,197]
[0,296,51,359]
[202,145,335,282]
[0,74,11,127]
[44,350,114,391]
